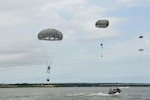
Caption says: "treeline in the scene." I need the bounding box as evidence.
[0,83,150,88]
[51,83,150,87]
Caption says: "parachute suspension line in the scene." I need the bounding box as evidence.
[39,41,49,66]
[49,41,62,66]
[39,41,61,67]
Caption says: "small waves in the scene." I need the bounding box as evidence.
[87,92,111,96]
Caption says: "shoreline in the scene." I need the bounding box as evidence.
[0,83,150,88]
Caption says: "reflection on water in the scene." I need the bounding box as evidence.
[0,87,150,100]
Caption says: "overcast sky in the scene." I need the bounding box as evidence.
[0,0,150,83]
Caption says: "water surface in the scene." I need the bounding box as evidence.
[0,87,150,100]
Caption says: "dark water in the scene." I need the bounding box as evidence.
[0,87,150,100]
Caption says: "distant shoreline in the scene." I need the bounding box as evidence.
[0,83,150,88]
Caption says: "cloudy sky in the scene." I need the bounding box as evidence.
[0,0,150,83]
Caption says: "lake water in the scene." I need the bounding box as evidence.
[0,87,150,100]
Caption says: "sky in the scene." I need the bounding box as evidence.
[0,0,150,83]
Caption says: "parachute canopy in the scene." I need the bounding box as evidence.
[38,28,63,41]
[95,19,109,28]
[139,49,144,51]
[139,36,143,38]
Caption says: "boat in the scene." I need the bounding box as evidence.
[108,87,121,95]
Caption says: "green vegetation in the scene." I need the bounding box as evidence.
[0,83,150,88]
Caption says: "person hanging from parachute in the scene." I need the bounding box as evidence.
[46,66,51,74]
[38,28,63,82]
[100,43,103,57]
[100,43,103,48]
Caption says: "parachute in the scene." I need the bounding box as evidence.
[95,19,109,28]
[139,49,144,51]
[38,28,63,81]
[95,19,109,58]
[138,35,144,60]
[138,35,144,52]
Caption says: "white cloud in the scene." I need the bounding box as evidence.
[115,0,150,7]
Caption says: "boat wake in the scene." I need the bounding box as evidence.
[66,92,120,97]
[87,92,120,96]
[86,92,110,96]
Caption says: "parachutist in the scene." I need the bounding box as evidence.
[38,28,63,81]
[101,43,103,48]
[47,66,51,74]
